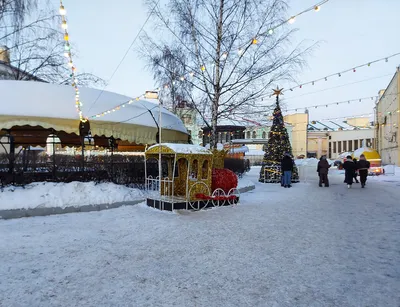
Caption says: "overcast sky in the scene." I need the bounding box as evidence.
[59,0,400,122]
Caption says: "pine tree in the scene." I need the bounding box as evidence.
[259,87,299,183]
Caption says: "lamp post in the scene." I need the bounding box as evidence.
[145,90,162,196]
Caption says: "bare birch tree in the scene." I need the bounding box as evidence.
[0,3,104,86]
[142,0,316,148]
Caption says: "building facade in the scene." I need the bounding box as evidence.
[284,112,309,158]
[376,67,400,166]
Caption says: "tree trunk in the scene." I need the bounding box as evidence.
[211,0,224,149]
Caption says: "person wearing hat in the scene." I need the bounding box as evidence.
[342,155,357,188]
[281,152,294,188]
[317,155,330,187]
[356,154,370,188]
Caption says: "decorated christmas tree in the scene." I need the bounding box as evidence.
[259,87,299,183]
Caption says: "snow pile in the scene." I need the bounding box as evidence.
[0,182,144,210]
[246,149,265,156]
[295,158,334,166]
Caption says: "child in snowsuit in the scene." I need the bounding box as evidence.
[342,155,357,189]
[356,154,370,188]
[317,156,330,187]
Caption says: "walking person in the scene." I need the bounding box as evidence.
[317,156,330,187]
[352,158,360,183]
[343,155,357,189]
[356,154,370,188]
[281,152,293,188]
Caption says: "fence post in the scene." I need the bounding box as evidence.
[8,134,15,175]
[81,136,85,174]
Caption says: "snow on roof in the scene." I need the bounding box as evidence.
[147,143,212,154]
[246,149,265,156]
[0,80,187,134]
[229,145,249,154]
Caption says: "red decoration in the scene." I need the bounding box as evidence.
[212,168,238,193]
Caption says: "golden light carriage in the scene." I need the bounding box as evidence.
[145,143,239,211]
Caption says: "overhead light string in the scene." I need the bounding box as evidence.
[59,0,86,122]
[282,52,400,93]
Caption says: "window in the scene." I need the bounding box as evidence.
[262,131,266,139]
[348,140,352,152]
[333,142,337,153]
[354,139,358,149]
[328,142,332,159]
[202,160,209,179]
[246,131,251,139]
[360,139,364,147]
[338,141,342,153]
[252,131,257,139]
[226,133,229,142]
[190,160,198,179]
[343,141,347,152]
[366,138,371,147]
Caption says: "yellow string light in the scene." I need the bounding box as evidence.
[59,0,86,122]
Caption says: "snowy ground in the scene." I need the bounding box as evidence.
[0,167,399,306]
[0,182,144,210]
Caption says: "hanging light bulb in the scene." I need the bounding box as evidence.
[64,32,69,41]
[314,6,320,11]
[180,76,185,81]
[338,73,341,77]
[64,52,70,58]
[68,61,73,67]
[59,5,66,15]
[238,48,244,56]
[288,17,296,24]
[61,20,68,30]
[385,58,388,62]
[252,38,258,44]
[201,65,206,71]
[189,72,194,77]
[268,29,274,35]
[325,77,327,81]
[221,52,228,59]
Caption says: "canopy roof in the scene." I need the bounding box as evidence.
[146,143,212,155]
[0,81,188,144]
[352,147,381,160]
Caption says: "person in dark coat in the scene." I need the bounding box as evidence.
[342,155,357,188]
[317,156,330,187]
[281,153,293,188]
[356,154,370,188]
[352,158,360,183]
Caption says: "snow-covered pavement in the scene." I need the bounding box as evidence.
[1,167,399,307]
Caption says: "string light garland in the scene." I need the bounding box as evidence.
[281,52,400,93]
[89,91,153,119]
[59,0,86,122]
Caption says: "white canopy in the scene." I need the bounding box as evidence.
[0,80,188,144]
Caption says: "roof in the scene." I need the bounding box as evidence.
[146,143,212,155]
[0,80,187,134]
[308,120,372,131]
[0,61,46,82]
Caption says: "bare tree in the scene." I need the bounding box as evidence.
[143,0,315,148]
[0,4,105,86]
[141,44,192,113]
[0,0,37,29]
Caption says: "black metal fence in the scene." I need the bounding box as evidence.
[0,152,251,187]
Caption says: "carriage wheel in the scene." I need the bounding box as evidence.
[227,188,240,205]
[211,188,226,207]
